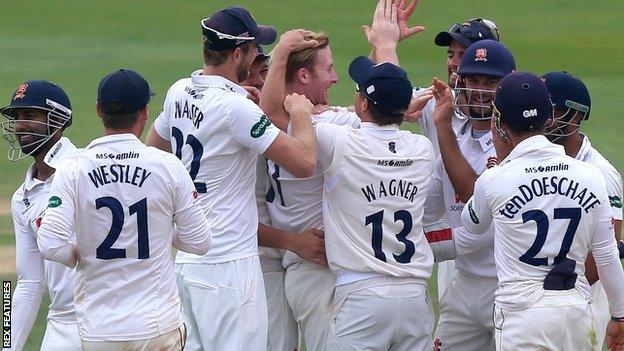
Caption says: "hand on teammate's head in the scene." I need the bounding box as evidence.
[276,29,319,54]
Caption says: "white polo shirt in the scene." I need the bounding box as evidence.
[575,134,623,221]
[413,86,467,155]
[153,71,280,264]
[38,133,211,341]
[317,122,435,284]
[9,137,78,351]
[424,122,497,278]
[263,107,360,267]
[462,135,624,316]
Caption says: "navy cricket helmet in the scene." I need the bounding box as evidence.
[0,80,72,161]
[542,71,590,142]
[453,40,516,120]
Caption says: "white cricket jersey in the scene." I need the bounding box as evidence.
[264,107,360,267]
[575,134,623,220]
[316,122,435,283]
[423,122,497,278]
[462,135,622,312]
[9,137,78,351]
[413,86,467,155]
[153,71,280,264]
[38,133,211,341]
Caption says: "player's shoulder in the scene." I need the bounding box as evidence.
[314,106,360,127]
[584,146,621,183]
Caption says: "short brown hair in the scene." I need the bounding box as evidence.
[203,41,255,66]
[366,98,406,126]
[101,110,140,130]
[285,32,330,82]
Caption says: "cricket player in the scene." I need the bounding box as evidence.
[318,55,435,351]
[145,7,318,350]
[241,47,300,351]
[412,17,501,299]
[258,29,355,351]
[424,39,515,351]
[38,69,212,350]
[462,71,624,350]
[542,71,624,350]
[256,2,427,349]
[1,80,80,351]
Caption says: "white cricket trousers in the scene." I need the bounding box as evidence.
[81,324,186,351]
[41,319,81,351]
[175,256,268,351]
[284,260,335,351]
[589,281,609,351]
[435,271,497,351]
[493,290,592,351]
[327,276,433,351]
[261,257,298,351]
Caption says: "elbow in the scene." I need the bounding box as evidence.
[292,158,316,178]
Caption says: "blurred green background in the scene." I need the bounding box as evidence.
[1,0,622,349]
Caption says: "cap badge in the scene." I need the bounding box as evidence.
[366,85,375,94]
[13,83,28,100]
[523,109,538,118]
[475,48,488,62]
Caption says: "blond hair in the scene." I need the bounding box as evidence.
[284,32,330,82]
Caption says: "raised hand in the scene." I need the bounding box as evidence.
[432,77,455,126]
[276,29,319,54]
[397,0,426,41]
[404,88,434,123]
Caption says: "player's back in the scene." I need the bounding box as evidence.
[320,122,435,280]
[156,72,280,263]
[67,134,192,341]
[479,137,609,311]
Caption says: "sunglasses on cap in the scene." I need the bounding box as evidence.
[448,18,500,42]
[201,18,257,43]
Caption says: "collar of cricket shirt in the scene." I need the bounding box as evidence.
[499,134,564,166]
[190,70,249,97]
[574,133,592,162]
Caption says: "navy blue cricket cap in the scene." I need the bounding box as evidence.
[458,40,515,78]
[1,80,72,121]
[494,72,553,132]
[97,69,155,115]
[255,45,269,61]
[435,18,500,48]
[349,56,412,116]
[541,71,591,119]
[201,7,277,51]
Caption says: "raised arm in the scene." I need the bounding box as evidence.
[264,93,317,178]
[432,78,479,202]
[365,0,425,65]
[259,30,318,131]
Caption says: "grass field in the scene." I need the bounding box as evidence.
[0,0,622,349]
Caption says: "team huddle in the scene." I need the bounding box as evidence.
[3,1,624,351]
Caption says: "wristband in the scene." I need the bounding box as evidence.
[618,240,624,260]
[612,316,624,322]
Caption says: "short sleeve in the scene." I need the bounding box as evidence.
[315,123,344,171]
[462,171,494,234]
[39,162,77,241]
[228,98,280,154]
[603,167,623,220]
[153,110,171,141]
[423,156,446,224]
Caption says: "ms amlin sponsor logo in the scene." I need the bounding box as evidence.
[525,163,569,174]
[3,281,11,348]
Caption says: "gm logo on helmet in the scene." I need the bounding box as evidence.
[523,109,538,118]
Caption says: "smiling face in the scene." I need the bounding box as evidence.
[11,108,57,157]
[447,40,467,87]
[304,46,339,105]
[456,74,500,119]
